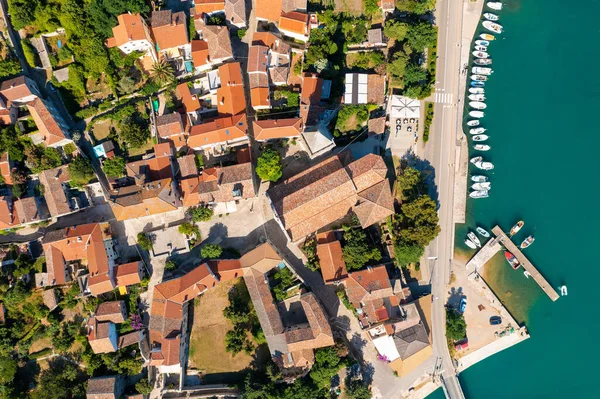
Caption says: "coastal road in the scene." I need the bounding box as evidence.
[424,0,466,398]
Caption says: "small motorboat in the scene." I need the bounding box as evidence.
[471,75,488,82]
[472,182,491,191]
[469,110,485,118]
[467,119,480,126]
[474,160,494,170]
[473,58,492,66]
[465,239,477,249]
[476,226,490,237]
[524,271,531,278]
[483,21,503,33]
[480,33,496,41]
[472,134,489,141]
[470,127,486,134]
[470,81,486,88]
[489,316,502,325]
[472,51,489,58]
[474,45,488,52]
[484,12,499,21]
[467,232,481,247]
[468,94,486,101]
[472,67,493,75]
[470,156,483,165]
[470,101,487,109]
[560,285,568,296]
[471,175,488,182]
[504,251,521,270]
[470,190,489,199]
[474,144,491,151]
[520,235,535,249]
[510,220,524,236]
[487,2,502,11]
[469,88,485,94]
[475,39,490,46]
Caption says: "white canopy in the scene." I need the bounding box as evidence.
[390,95,421,119]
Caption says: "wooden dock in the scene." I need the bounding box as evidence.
[491,226,559,302]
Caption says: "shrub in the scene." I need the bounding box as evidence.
[68,156,95,187]
[189,205,213,222]
[178,222,199,237]
[302,237,320,271]
[164,260,177,272]
[237,28,247,39]
[22,39,39,68]
[201,244,223,259]
[256,149,282,182]
[102,156,126,178]
[137,232,153,251]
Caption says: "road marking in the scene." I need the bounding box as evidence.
[434,92,454,104]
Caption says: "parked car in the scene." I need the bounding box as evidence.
[455,340,469,351]
[490,316,502,325]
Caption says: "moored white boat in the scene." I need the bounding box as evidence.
[471,175,488,182]
[474,45,488,52]
[476,227,490,238]
[509,220,524,236]
[484,12,499,21]
[472,182,491,191]
[469,110,485,118]
[470,156,483,164]
[465,239,477,249]
[520,235,535,249]
[560,285,568,296]
[474,58,492,66]
[470,190,489,199]
[475,160,494,170]
[480,33,496,41]
[469,101,487,110]
[483,20,503,33]
[487,1,502,11]
[469,88,485,94]
[472,67,493,75]
[472,51,489,58]
[467,119,480,126]
[472,134,488,141]
[469,94,485,101]
[469,127,486,134]
[474,144,491,151]
[475,39,490,46]
[467,232,481,247]
[470,75,488,82]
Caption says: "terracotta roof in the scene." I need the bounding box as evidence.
[176,83,200,113]
[96,301,126,323]
[125,145,173,183]
[39,165,71,217]
[239,242,282,273]
[243,267,284,336]
[14,196,48,224]
[180,162,255,205]
[110,178,180,221]
[86,317,117,353]
[367,74,386,105]
[368,116,386,136]
[0,196,18,230]
[269,66,289,85]
[345,265,392,305]
[251,87,271,108]
[248,73,269,89]
[194,0,225,15]
[279,11,308,36]
[300,73,323,126]
[27,97,69,146]
[87,375,121,399]
[248,45,269,74]
[252,32,291,55]
[256,0,283,22]
[379,0,395,11]
[110,13,151,48]
[156,113,184,138]
[150,10,188,51]
[0,153,11,185]
[177,154,198,178]
[316,234,348,283]
[187,114,247,148]
[253,118,302,141]
[204,25,233,61]
[0,76,38,103]
[224,0,246,26]
[267,153,393,241]
[191,40,210,68]
[118,331,141,349]
[114,261,143,287]
[354,181,395,227]
[216,62,245,116]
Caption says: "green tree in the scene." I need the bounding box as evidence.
[404,64,429,86]
[178,222,199,237]
[345,380,372,399]
[364,0,379,16]
[341,226,382,271]
[0,356,17,386]
[446,309,467,341]
[201,244,223,259]
[30,359,85,399]
[119,120,149,149]
[189,205,214,222]
[137,232,153,251]
[302,237,320,271]
[7,0,37,30]
[406,22,438,52]
[388,52,409,86]
[309,346,345,390]
[164,259,177,272]
[68,156,95,187]
[384,20,409,41]
[394,242,424,267]
[256,149,282,182]
[150,59,175,86]
[135,379,153,395]
[396,195,440,247]
[242,371,277,399]
[396,0,436,14]
[63,143,77,154]
[396,166,425,201]
[102,156,126,178]
[52,324,75,352]
[225,326,252,355]
[22,38,39,68]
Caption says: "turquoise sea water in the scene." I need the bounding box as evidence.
[429,0,600,398]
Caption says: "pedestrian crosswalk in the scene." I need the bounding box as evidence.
[434,91,453,104]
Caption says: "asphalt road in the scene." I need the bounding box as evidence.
[424,0,466,398]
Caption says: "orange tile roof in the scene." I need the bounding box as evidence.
[114,261,143,287]
[216,62,245,116]
[248,45,269,74]
[0,153,11,185]
[301,73,323,102]
[345,265,392,305]
[39,165,71,218]
[250,87,270,108]
[194,0,225,15]
[316,236,348,284]
[110,178,179,221]
[191,40,210,68]
[150,10,189,51]
[256,0,283,22]
[176,83,200,113]
[27,97,69,147]
[110,13,151,48]
[156,113,185,138]
[0,196,19,230]
[279,11,308,36]
[253,118,302,140]
[187,114,247,148]
[0,76,38,103]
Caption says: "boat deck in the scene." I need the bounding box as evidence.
[465,226,559,301]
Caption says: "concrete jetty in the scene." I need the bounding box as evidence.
[465,226,559,301]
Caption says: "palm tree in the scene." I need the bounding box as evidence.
[150,59,175,85]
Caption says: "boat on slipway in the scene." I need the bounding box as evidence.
[469,127,486,134]
[472,182,491,191]
[470,101,487,110]
[520,235,535,249]
[469,110,485,118]
[468,232,482,248]
[469,88,485,94]
[474,58,492,66]
[505,251,521,270]
[474,144,491,151]
[467,119,480,126]
[475,39,490,46]
[470,190,489,199]
[480,33,496,41]
[472,51,490,58]
[510,220,525,236]
[483,21,503,33]
[472,134,488,142]
[477,227,490,238]
[484,13,499,21]
[487,1,503,11]
[471,175,488,183]
[472,67,493,75]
